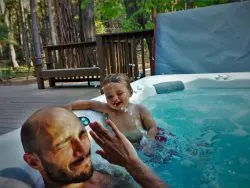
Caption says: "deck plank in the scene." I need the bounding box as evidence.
[0,83,100,135]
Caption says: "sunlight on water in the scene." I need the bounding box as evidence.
[141,89,250,188]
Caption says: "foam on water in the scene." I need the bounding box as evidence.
[141,89,250,188]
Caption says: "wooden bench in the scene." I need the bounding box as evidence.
[36,41,100,89]
[36,66,100,89]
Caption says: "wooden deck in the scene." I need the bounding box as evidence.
[0,82,100,135]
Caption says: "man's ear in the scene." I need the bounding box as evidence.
[23,153,42,170]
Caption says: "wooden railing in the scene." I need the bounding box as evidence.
[43,41,97,70]
[40,29,154,88]
[96,30,154,84]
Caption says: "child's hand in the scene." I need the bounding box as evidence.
[146,127,157,140]
[142,144,154,156]
[140,136,155,156]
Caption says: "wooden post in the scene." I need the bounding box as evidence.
[110,37,116,73]
[96,35,106,86]
[151,8,157,75]
[141,36,145,77]
[125,36,129,75]
[132,35,138,80]
[30,0,43,88]
[35,61,45,89]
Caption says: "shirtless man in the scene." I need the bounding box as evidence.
[21,107,168,188]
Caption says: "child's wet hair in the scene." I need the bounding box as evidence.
[102,73,133,95]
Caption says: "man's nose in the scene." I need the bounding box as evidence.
[72,138,87,157]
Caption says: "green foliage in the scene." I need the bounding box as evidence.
[6,0,18,5]
[0,60,13,80]
[81,0,90,10]
[122,19,141,32]
[154,0,172,13]
[95,0,125,21]
[14,65,33,73]
[92,0,233,33]
[194,0,230,7]
[0,64,34,80]
[145,22,154,30]
[0,22,9,44]
[95,20,106,33]
[121,0,171,31]
[0,22,16,45]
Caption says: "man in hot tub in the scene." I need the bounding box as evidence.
[21,107,167,188]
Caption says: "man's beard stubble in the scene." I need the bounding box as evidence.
[40,157,94,184]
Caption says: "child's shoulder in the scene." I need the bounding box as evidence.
[131,103,148,112]
[132,103,146,108]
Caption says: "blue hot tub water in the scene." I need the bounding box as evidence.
[140,89,250,188]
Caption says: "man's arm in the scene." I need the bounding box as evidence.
[125,157,167,188]
[89,120,168,188]
[64,100,106,112]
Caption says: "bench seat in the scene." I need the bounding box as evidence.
[41,67,100,78]
[37,67,100,89]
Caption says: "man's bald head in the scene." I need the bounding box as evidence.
[21,107,93,185]
[20,107,78,154]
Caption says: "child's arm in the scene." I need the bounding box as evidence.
[64,100,106,113]
[138,104,157,140]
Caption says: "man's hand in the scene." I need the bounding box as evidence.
[89,120,168,188]
[89,120,139,168]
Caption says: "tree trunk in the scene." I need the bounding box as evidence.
[123,0,148,29]
[0,0,4,14]
[30,0,42,65]
[47,0,57,45]
[4,6,19,68]
[19,0,31,65]
[39,0,49,46]
[54,0,78,43]
[79,0,96,42]
[53,0,79,69]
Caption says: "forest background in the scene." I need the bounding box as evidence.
[0,0,240,81]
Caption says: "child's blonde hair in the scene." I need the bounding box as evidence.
[102,73,133,96]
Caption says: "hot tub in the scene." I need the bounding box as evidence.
[130,72,250,187]
[0,72,250,187]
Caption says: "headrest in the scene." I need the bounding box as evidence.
[0,167,35,188]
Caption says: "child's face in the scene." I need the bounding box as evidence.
[103,82,131,111]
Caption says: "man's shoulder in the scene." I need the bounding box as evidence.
[94,163,139,188]
[98,171,139,188]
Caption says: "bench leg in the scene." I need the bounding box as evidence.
[49,78,56,87]
[88,80,90,87]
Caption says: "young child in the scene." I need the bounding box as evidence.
[65,73,157,143]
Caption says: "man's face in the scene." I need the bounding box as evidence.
[37,111,93,184]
